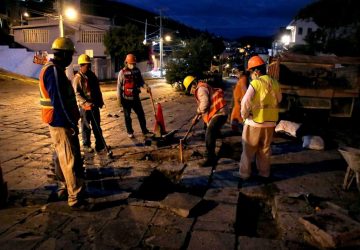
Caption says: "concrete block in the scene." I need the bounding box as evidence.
[299,208,360,249]
[187,231,235,250]
[204,187,239,204]
[160,192,202,217]
[237,236,287,250]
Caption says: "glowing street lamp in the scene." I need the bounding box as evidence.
[281,34,290,46]
[164,35,172,42]
[20,11,29,26]
[59,6,78,37]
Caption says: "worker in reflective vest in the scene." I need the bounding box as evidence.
[185,74,228,167]
[238,56,282,182]
[72,54,105,153]
[117,53,153,139]
[39,37,88,210]
[230,65,248,132]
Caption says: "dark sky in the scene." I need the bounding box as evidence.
[118,0,315,38]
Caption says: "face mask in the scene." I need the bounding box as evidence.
[190,84,196,95]
[128,64,134,70]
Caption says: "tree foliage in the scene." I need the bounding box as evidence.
[103,23,149,69]
[165,34,222,84]
[295,0,360,56]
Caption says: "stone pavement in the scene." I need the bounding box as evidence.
[0,71,360,249]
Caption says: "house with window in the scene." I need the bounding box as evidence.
[286,18,319,46]
[10,13,113,79]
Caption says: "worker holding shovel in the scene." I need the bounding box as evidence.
[72,54,106,153]
[183,74,228,167]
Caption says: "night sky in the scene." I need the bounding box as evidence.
[117,0,315,38]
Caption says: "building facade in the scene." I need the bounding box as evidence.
[11,14,113,80]
[286,18,319,46]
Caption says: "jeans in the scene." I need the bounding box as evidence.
[80,107,105,150]
[121,97,148,134]
[205,114,228,160]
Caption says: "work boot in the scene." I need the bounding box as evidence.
[57,188,68,201]
[83,146,94,153]
[143,131,154,138]
[70,199,94,211]
[95,144,106,153]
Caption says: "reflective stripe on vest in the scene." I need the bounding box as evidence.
[39,62,54,123]
[195,82,226,124]
[251,75,280,123]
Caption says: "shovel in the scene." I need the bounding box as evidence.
[179,114,201,163]
[89,109,113,159]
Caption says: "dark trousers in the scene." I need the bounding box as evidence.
[80,107,104,150]
[205,114,228,160]
[121,97,148,134]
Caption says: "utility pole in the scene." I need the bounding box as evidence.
[57,0,64,37]
[159,10,163,77]
[144,18,147,44]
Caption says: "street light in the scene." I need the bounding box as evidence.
[20,11,29,26]
[59,6,78,37]
[281,34,290,46]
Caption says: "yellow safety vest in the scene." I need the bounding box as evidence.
[250,75,280,123]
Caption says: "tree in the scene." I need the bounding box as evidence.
[165,35,218,84]
[295,0,360,56]
[103,23,149,71]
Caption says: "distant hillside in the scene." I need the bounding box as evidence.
[82,0,204,40]
[236,36,273,48]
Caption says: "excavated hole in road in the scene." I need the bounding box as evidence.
[130,169,188,201]
[236,193,279,239]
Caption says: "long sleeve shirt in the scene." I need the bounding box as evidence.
[42,62,79,128]
[72,70,104,108]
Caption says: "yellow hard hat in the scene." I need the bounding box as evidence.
[78,54,91,64]
[51,37,75,52]
[183,75,196,90]
[125,54,136,64]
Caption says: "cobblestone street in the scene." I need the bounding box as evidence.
[1,71,360,249]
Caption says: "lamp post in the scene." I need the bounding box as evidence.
[57,0,77,37]
[159,10,163,77]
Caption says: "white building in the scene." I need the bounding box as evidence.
[10,14,113,80]
[286,18,319,46]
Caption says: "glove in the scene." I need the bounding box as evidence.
[83,102,93,110]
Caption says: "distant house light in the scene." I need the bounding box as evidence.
[281,34,290,45]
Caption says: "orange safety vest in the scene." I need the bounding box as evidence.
[39,62,79,125]
[39,62,55,123]
[195,81,226,124]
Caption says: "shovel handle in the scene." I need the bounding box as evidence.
[183,114,201,141]
[179,139,184,163]
[149,90,157,117]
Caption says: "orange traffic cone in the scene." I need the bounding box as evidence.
[154,103,166,136]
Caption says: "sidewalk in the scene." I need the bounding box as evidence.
[0,71,359,249]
